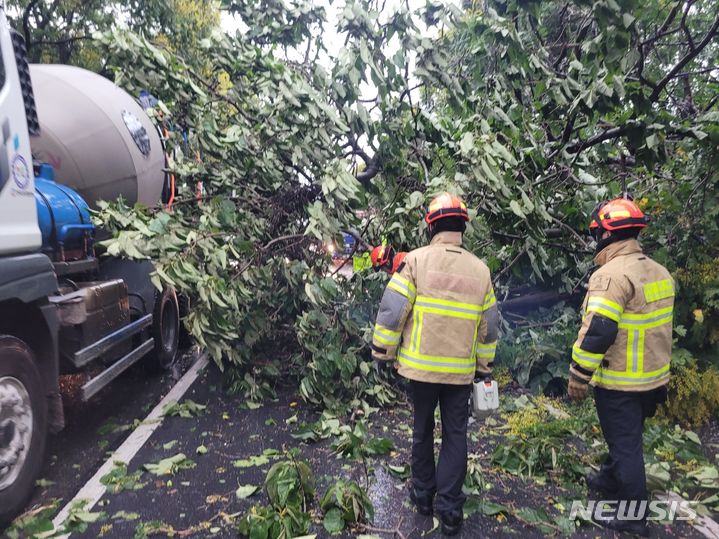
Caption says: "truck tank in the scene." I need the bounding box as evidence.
[28,64,164,209]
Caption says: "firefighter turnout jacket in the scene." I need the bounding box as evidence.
[371,231,499,385]
[570,239,674,391]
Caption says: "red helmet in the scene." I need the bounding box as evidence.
[425,192,470,224]
[391,251,407,274]
[371,245,394,270]
[590,198,648,233]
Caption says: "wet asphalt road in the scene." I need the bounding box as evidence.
[5,350,708,538]
[5,349,198,531]
[24,363,546,539]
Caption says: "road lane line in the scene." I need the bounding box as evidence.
[51,353,210,534]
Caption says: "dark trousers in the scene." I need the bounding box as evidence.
[410,380,471,514]
[594,386,667,513]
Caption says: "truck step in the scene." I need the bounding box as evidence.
[73,313,152,368]
[81,338,154,401]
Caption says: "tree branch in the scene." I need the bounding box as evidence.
[650,12,719,101]
[550,3,571,70]
[494,246,528,285]
[30,34,91,47]
[642,2,681,49]
[704,92,719,112]
[549,215,589,250]
[346,134,381,185]
[564,125,629,154]
[679,0,697,52]
[21,0,40,53]
[561,112,577,144]
[356,162,381,184]
[261,233,309,251]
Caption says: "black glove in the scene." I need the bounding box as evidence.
[474,371,491,382]
[374,361,393,376]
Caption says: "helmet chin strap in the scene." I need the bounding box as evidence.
[594,227,639,254]
[590,201,618,253]
[595,232,618,254]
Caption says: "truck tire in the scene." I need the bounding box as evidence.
[0,336,47,527]
[148,287,179,372]
[177,294,193,349]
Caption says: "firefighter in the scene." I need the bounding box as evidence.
[371,193,498,536]
[370,245,408,274]
[568,197,674,537]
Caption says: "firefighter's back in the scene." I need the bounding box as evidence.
[397,233,494,384]
[594,249,674,390]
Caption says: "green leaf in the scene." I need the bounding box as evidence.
[479,501,510,516]
[646,462,671,489]
[323,507,345,533]
[684,431,702,445]
[459,132,474,156]
[162,399,206,418]
[622,13,635,27]
[235,484,259,499]
[687,466,719,486]
[233,455,270,468]
[111,511,141,521]
[387,464,408,478]
[144,453,196,476]
[509,200,525,218]
[35,479,55,488]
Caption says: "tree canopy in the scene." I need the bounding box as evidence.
[15,0,718,405]
[7,0,218,69]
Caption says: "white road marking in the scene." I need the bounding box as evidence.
[51,353,209,534]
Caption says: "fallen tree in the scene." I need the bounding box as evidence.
[92,0,718,408]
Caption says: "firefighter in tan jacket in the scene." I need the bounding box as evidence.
[568,198,673,538]
[371,193,498,536]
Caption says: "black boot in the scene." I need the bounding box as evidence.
[439,510,462,536]
[410,488,433,516]
[586,471,618,497]
[600,517,650,537]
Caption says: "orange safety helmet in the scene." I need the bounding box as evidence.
[391,251,407,274]
[371,245,395,271]
[425,192,470,224]
[589,198,648,235]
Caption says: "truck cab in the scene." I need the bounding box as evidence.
[0,8,181,525]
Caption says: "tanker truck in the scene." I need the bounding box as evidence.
[0,10,183,523]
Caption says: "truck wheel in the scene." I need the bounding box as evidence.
[148,287,180,372]
[0,336,47,527]
[177,294,193,349]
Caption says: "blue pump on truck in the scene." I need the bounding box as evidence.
[34,163,95,261]
[0,9,186,525]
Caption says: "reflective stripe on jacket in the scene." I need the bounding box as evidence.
[371,231,498,385]
[570,239,674,392]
